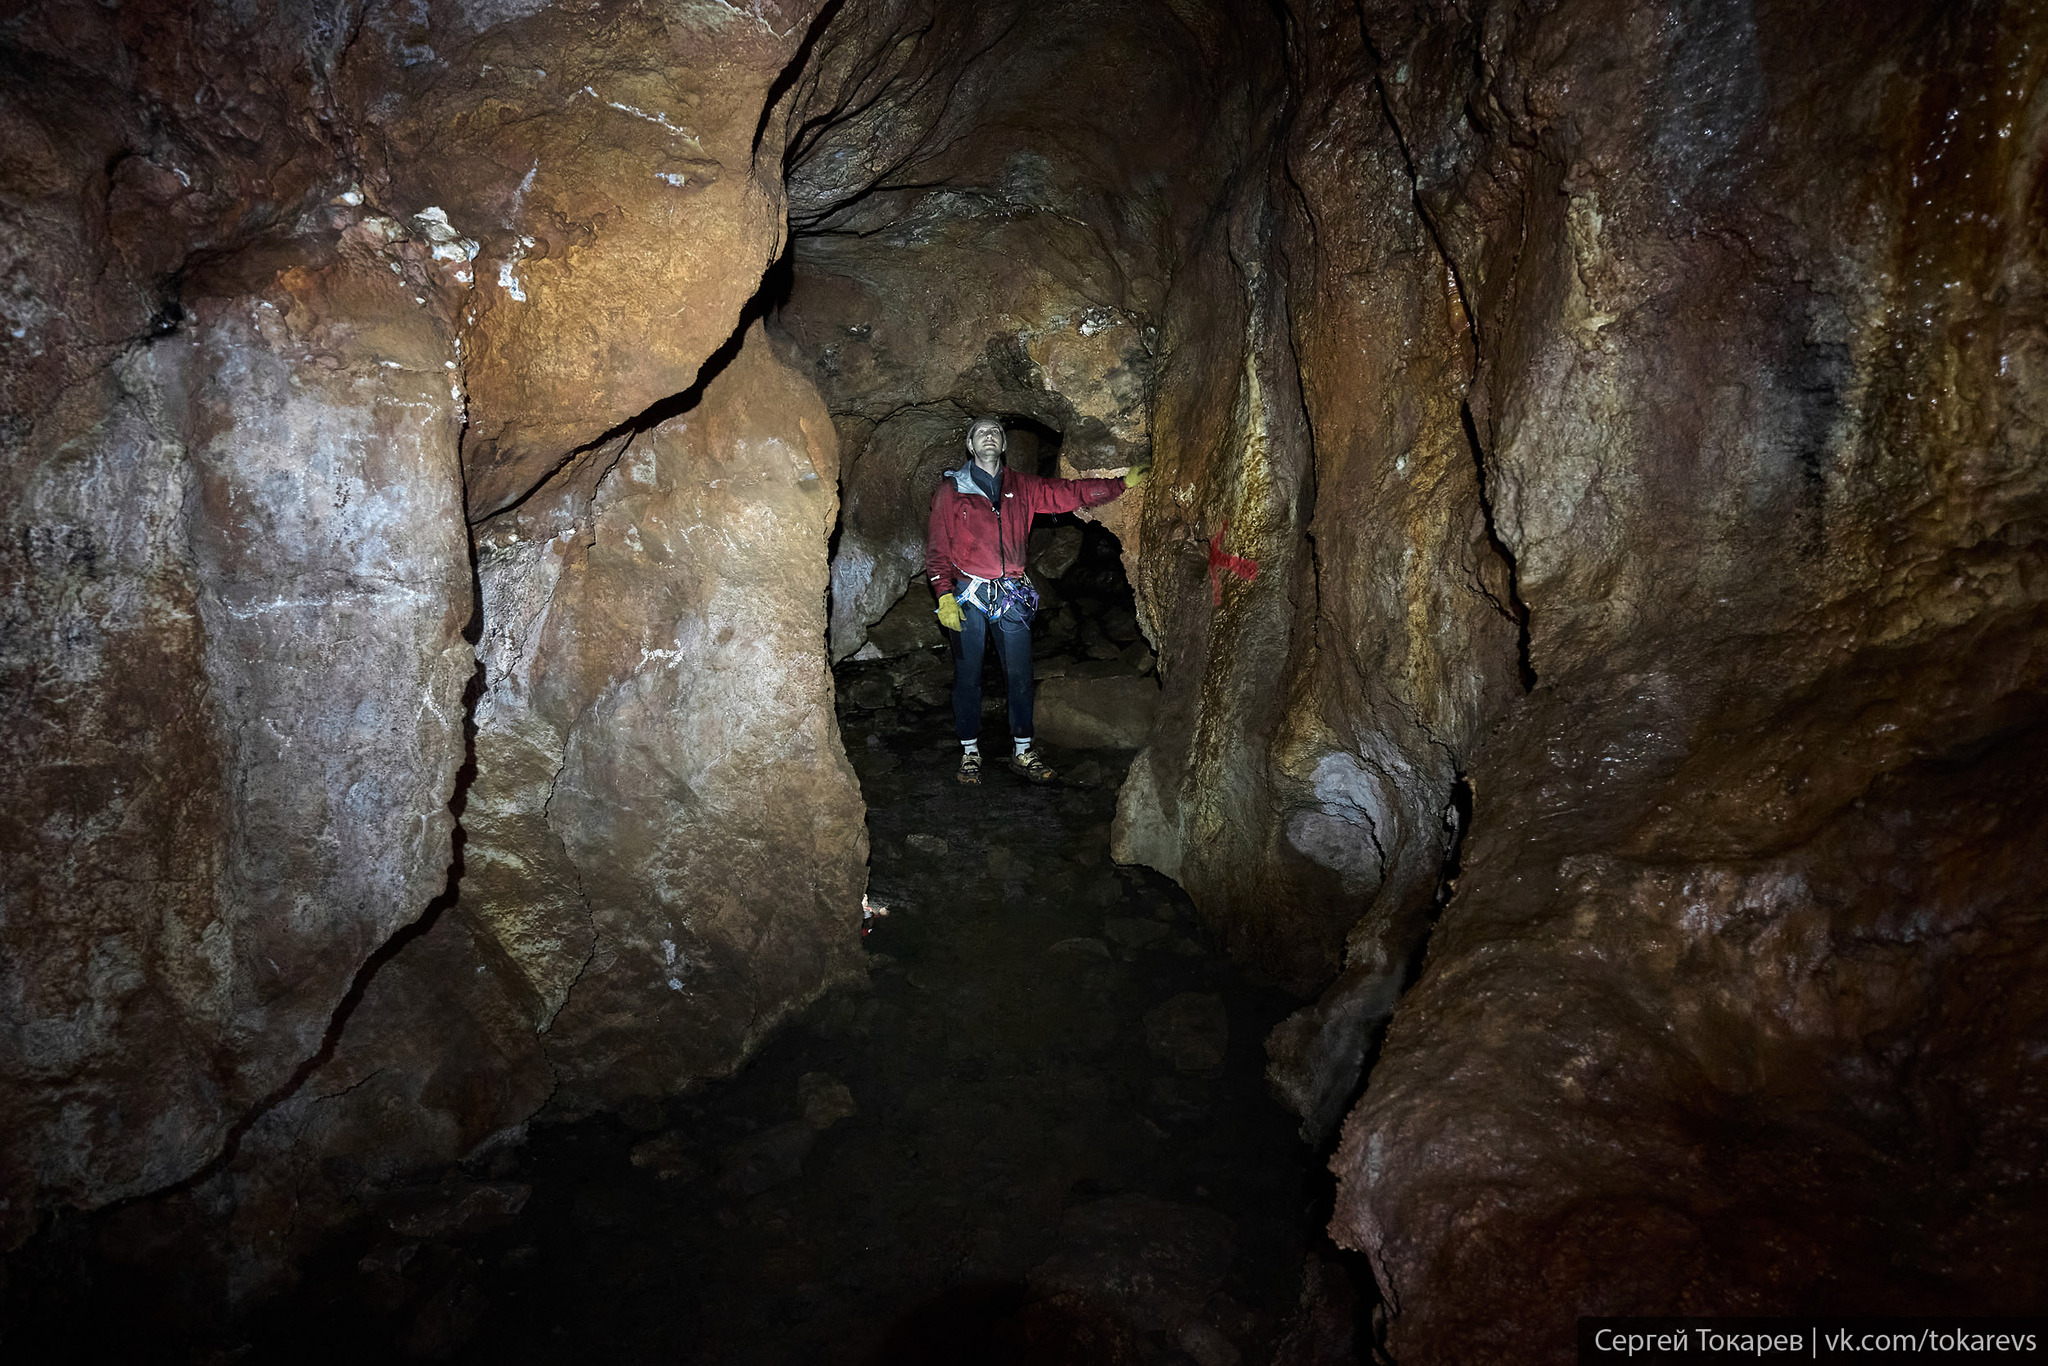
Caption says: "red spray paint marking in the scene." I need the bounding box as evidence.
[1207,519,1259,606]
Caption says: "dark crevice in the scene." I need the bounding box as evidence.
[1460,402,1536,691]
[753,0,849,159]
[473,243,794,527]
[1352,6,1533,692]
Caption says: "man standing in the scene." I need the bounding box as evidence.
[925,416,1144,785]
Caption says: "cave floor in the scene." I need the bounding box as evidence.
[238,669,1340,1364]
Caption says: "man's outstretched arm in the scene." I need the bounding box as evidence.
[1021,468,1143,515]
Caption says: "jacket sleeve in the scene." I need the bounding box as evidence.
[1021,471,1127,516]
[925,484,957,596]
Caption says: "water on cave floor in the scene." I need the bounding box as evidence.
[238,674,1352,1364]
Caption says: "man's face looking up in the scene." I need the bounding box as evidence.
[968,421,1005,466]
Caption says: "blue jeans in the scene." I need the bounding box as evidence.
[953,601,1034,741]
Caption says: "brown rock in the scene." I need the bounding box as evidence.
[1,244,474,1252]
[464,321,867,1111]
[1035,677,1161,750]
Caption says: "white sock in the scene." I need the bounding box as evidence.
[1014,737,1032,757]
[961,739,979,755]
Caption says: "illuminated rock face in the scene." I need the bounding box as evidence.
[461,319,865,1117]
[3,0,2045,1348]
[1306,2,2048,1357]
[0,0,860,1293]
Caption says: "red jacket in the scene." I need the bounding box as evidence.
[925,465,1126,597]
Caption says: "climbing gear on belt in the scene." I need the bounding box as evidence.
[935,592,964,631]
[960,574,1040,625]
[1009,748,1056,784]
[957,750,982,785]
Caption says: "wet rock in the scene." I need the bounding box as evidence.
[1050,938,1113,960]
[1027,1194,1236,1334]
[905,833,949,858]
[797,1072,857,1131]
[1145,994,1229,1072]
[1035,677,1161,750]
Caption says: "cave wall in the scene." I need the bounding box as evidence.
[463,318,864,1117]
[1,0,866,1293]
[1321,0,2048,1357]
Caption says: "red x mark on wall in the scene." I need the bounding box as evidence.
[1207,520,1259,605]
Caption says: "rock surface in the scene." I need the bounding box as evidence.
[778,0,1269,658]
[1,236,474,1254]
[0,0,860,1300]
[5,0,2045,1354]
[1305,3,2048,1359]
[1034,676,1163,750]
[464,320,866,1114]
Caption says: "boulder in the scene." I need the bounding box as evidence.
[1030,525,1086,579]
[1034,677,1161,749]
[865,590,944,657]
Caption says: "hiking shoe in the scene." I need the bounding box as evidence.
[956,750,982,785]
[1009,748,1057,784]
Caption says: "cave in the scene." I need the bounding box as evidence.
[2,0,2044,1362]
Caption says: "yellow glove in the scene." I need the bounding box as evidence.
[1122,466,1148,491]
[935,592,964,631]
